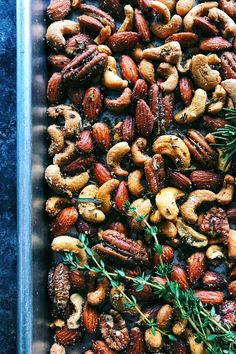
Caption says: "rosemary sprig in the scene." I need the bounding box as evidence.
[224,102,236,121]
[212,124,236,167]
[74,197,102,205]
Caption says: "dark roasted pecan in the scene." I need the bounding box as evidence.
[100,0,123,19]
[65,33,92,56]
[64,156,94,175]
[122,116,135,143]
[134,9,150,42]
[99,310,130,350]
[94,229,149,268]
[203,271,227,290]
[92,340,118,354]
[194,16,220,36]
[135,99,154,136]
[184,129,218,168]
[198,207,230,237]
[80,4,115,33]
[55,325,81,346]
[53,264,70,319]
[221,51,236,79]
[144,154,165,194]
[203,115,227,131]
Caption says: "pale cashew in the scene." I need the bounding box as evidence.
[186,329,204,354]
[158,220,177,238]
[48,105,82,138]
[143,41,182,65]
[216,175,234,205]
[207,84,227,115]
[176,0,194,16]
[150,209,162,224]
[221,79,236,102]
[94,26,111,45]
[107,142,130,176]
[53,142,77,166]
[176,58,191,74]
[132,43,144,63]
[87,277,109,306]
[152,135,191,168]
[157,63,179,92]
[51,236,87,265]
[172,319,188,336]
[228,229,236,259]
[45,196,73,217]
[128,198,152,230]
[180,190,216,225]
[45,164,89,197]
[131,138,150,167]
[158,0,176,11]
[118,5,134,32]
[103,56,128,90]
[138,59,155,84]
[46,20,80,50]
[110,284,139,314]
[206,245,225,262]
[96,179,120,213]
[50,343,65,354]
[176,218,208,248]
[48,125,65,156]
[148,1,171,23]
[191,54,221,91]
[183,2,218,32]
[156,187,184,221]
[78,184,105,223]
[208,8,236,38]
[207,53,221,65]
[145,328,163,352]
[128,170,145,197]
[97,44,112,56]
[174,89,207,124]
[151,15,182,39]
[105,88,132,114]
[67,293,84,329]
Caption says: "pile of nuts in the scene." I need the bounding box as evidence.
[45,0,236,353]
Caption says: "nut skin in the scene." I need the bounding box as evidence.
[132,79,148,108]
[47,72,64,104]
[171,266,189,290]
[78,15,104,33]
[179,76,193,107]
[127,327,145,354]
[47,0,71,21]
[194,16,219,36]
[194,290,224,305]
[198,207,230,238]
[153,245,174,266]
[156,304,173,330]
[93,163,112,186]
[92,122,110,151]
[168,171,192,191]
[107,32,140,52]
[83,301,99,333]
[134,9,150,42]
[135,99,154,137]
[122,116,135,143]
[203,271,227,290]
[65,33,92,56]
[55,325,81,346]
[187,252,206,284]
[165,32,198,48]
[190,170,223,191]
[50,207,78,237]
[80,4,116,33]
[83,87,102,122]
[221,51,236,79]
[200,37,232,52]
[144,155,165,194]
[108,222,127,236]
[76,130,94,154]
[68,87,84,106]
[120,55,138,84]
[53,264,70,319]
[64,156,94,175]
[219,0,236,19]
[114,181,129,212]
[227,207,236,222]
[228,281,236,298]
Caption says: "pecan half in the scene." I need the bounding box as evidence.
[100,310,130,351]
[52,264,70,319]
[198,207,230,238]
[221,51,236,79]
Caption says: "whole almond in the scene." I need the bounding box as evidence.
[179,76,193,106]
[135,9,150,42]
[132,79,148,107]
[83,302,99,333]
[93,163,112,185]
[194,16,220,36]
[190,170,223,191]
[48,54,71,70]
[200,37,232,51]
[65,33,92,56]
[171,265,189,290]
[76,130,94,154]
[187,252,206,283]
[78,15,104,33]
[50,207,78,236]
[122,116,135,142]
[135,99,154,136]
[107,32,140,52]
[153,245,174,266]
[47,0,71,21]
[165,32,198,48]
[120,55,139,84]
[69,269,86,290]
[83,87,102,122]
[194,290,224,305]
[92,122,110,151]
[114,181,129,212]
[47,72,64,104]
[157,304,174,330]
[169,171,192,191]
[64,156,94,175]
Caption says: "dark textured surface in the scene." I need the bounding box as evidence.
[0,0,17,352]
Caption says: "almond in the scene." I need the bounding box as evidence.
[83,301,99,333]
[100,0,123,19]
[114,181,129,212]
[47,0,71,21]
[168,171,192,191]
[187,252,206,284]
[200,37,232,51]
[93,163,112,185]
[65,33,92,56]
[194,290,224,305]
[190,170,223,191]
[78,15,104,33]
[92,122,110,151]
[144,154,165,194]
[69,269,86,290]
[47,72,64,104]
[68,88,84,106]
[64,156,94,175]
[50,207,78,236]
[194,16,220,36]
[228,281,236,298]
[122,116,135,143]
[120,55,139,84]
[76,130,94,154]
[135,99,154,136]
[127,327,145,354]
[48,54,71,70]
[203,271,226,290]
[83,87,102,122]
[153,245,174,266]
[132,79,148,107]
[165,32,198,48]
[179,76,193,107]
[55,325,81,346]
[171,265,190,290]
[107,32,140,52]
[135,9,150,42]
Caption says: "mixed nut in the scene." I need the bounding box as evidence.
[45,0,236,353]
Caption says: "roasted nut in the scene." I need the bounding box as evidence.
[156,187,184,221]
[153,245,174,266]
[47,73,64,105]
[105,88,132,114]
[92,122,110,151]
[46,197,74,218]
[46,20,79,50]
[176,218,208,248]
[221,79,236,103]
[172,319,188,336]
[207,84,227,114]
[166,32,198,48]
[200,37,232,52]
[131,138,149,167]
[82,301,99,333]
[135,99,154,137]
[157,63,178,93]
[108,222,127,236]
[65,33,92,56]
[186,330,204,354]
[76,130,93,154]
[92,340,117,354]
[171,265,189,290]
[100,0,123,19]
[80,4,115,32]
[227,207,236,222]
[127,327,145,354]
[50,343,65,354]
[52,263,70,319]
[64,155,94,175]
[132,79,148,108]
[228,230,236,259]
[96,179,120,213]
[151,15,182,39]
[135,9,150,42]
[194,290,224,305]
[144,154,165,194]
[143,41,182,65]
[68,87,84,106]
[83,87,102,122]
[67,293,84,329]
[190,54,221,91]
[183,2,219,32]
[51,236,88,265]
[176,0,194,16]
[216,174,235,205]
[138,59,155,85]
[118,5,134,32]
[107,142,130,176]
[228,281,236,298]
[198,207,230,237]
[48,125,65,156]
[221,52,236,80]
[145,328,162,352]
[120,55,138,84]
[203,115,227,131]
[156,304,173,330]
[114,181,129,212]
[87,276,109,306]
[55,325,81,346]
[187,252,206,283]
[168,171,192,191]
[194,16,219,36]
[69,269,86,290]
[78,15,104,33]
[48,105,82,138]
[158,220,178,239]
[122,116,135,143]
[53,143,78,168]
[179,77,193,108]
[206,245,225,263]
[128,198,152,230]
[78,185,106,223]
[190,170,223,191]
[103,56,128,90]
[128,170,145,197]
[48,54,71,70]
[93,163,112,186]
[50,207,78,237]
[203,271,227,290]
[208,8,236,38]
[107,32,140,52]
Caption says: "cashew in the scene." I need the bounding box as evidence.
[174,89,207,124]
[53,142,77,166]
[51,236,87,265]
[50,343,65,354]
[67,293,84,329]
[94,26,111,45]
[208,8,236,38]
[206,245,225,262]
[143,41,182,65]
[176,0,194,16]
[139,59,155,84]
[87,277,109,306]
[46,20,80,50]
[132,43,144,63]
[105,88,132,114]
[221,79,236,102]
[131,138,150,167]
[103,56,128,90]
[191,54,221,91]
[148,1,171,23]
[176,58,191,74]
[78,184,105,223]
[48,125,65,156]
[157,63,179,92]
[156,187,184,221]
[172,318,188,336]
[176,218,208,248]
[207,84,226,115]
[228,229,236,259]
[45,196,73,217]
[96,179,120,213]
[158,0,176,11]
[180,190,216,225]
[97,44,112,56]
[150,209,162,224]
[45,164,89,197]
[183,2,218,32]
[207,53,221,65]
[128,170,145,196]
[186,329,204,354]
[145,328,163,352]
[158,220,178,238]
[151,15,182,39]
[216,174,234,205]
[152,135,191,168]
[48,105,82,138]
[128,198,152,230]
[110,284,139,314]
[118,5,134,32]
[107,142,130,176]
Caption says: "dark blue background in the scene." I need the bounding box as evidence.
[0,0,17,352]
